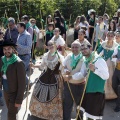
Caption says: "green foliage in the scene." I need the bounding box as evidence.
[0,0,119,28]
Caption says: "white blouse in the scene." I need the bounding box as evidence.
[39,51,64,71]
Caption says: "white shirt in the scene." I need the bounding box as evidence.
[72,57,109,81]
[51,35,65,47]
[79,22,89,38]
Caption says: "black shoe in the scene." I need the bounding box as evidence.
[114,106,120,112]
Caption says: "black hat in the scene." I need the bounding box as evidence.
[0,40,17,47]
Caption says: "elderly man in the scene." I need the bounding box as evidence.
[76,43,109,120]
[63,41,85,120]
[0,40,26,120]
[4,17,18,44]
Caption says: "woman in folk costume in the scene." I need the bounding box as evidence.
[97,31,119,99]
[75,29,90,45]
[29,40,64,120]
[112,44,120,112]
[51,28,65,56]
[115,31,120,45]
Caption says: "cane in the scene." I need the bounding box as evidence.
[76,40,98,120]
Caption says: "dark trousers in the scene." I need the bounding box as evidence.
[4,91,18,120]
[112,68,120,107]
[63,82,85,120]
[31,42,37,60]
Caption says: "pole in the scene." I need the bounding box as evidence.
[19,0,22,18]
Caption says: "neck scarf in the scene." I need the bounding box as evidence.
[26,22,31,30]
[33,24,38,42]
[71,53,83,70]
[1,54,19,74]
[46,30,53,37]
[84,52,94,68]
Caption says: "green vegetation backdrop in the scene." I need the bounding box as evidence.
[0,0,120,28]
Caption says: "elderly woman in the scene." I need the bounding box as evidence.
[29,40,64,120]
[97,31,119,99]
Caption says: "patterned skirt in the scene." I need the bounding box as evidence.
[29,74,63,120]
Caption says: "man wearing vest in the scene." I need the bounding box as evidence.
[76,43,109,120]
[112,45,120,112]
[63,41,85,120]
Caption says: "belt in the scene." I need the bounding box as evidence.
[69,81,86,85]
[65,80,85,85]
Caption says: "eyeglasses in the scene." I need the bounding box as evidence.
[107,34,114,37]
[48,44,54,46]
[71,46,79,49]
[78,33,84,36]
[80,48,88,51]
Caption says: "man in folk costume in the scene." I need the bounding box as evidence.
[112,45,120,112]
[77,43,109,120]
[63,41,85,120]
[0,40,26,120]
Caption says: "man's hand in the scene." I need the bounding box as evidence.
[113,55,117,58]
[89,63,95,72]
[15,103,21,108]
[43,44,47,49]
[63,75,72,82]
[66,70,71,75]
[30,62,35,68]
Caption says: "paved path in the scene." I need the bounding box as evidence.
[0,60,120,120]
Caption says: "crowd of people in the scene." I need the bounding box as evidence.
[0,8,120,120]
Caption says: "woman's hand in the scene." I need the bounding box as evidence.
[30,62,35,68]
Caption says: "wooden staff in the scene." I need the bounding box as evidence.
[15,4,20,22]
[40,9,46,53]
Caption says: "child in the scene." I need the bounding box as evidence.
[45,22,54,45]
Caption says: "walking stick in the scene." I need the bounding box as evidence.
[15,4,20,22]
[76,41,99,120]
[40,9,46,53]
